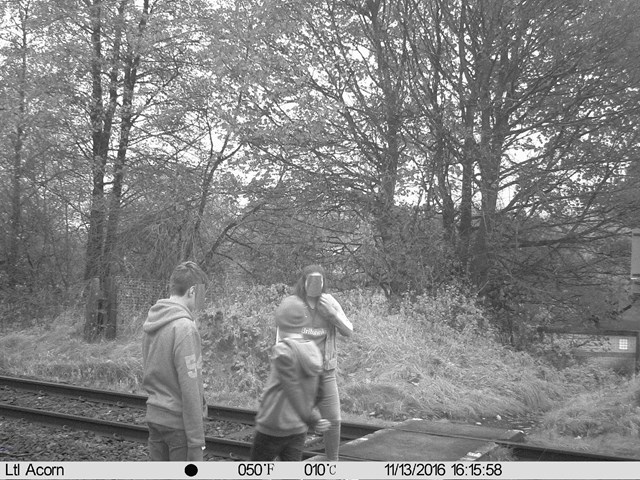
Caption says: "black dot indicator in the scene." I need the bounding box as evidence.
[185,464,198,477]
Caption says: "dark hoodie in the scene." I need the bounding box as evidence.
[255,337,323,437]
[142,299,207,449]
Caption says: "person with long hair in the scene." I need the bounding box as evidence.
[276,264,353,461]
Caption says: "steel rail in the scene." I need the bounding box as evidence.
[0,402,253,460]
[8,374,638,461]
[0,402,329,460]
[2,401,634,462]
[0,374,147,407]
[499,441,639,462]
[0,374,381,440]
[390,424,639,462]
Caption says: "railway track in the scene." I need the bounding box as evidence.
[502,441,637,462]
[0,374,380,441]
[384,424,638,462]
[0,402,258,460]
[1,374,636,462]
[0,374,378,460]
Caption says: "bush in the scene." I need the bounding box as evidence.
[200,284,284,397]
[400,284,496,338]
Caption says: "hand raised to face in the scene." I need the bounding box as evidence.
[317,294,338,318]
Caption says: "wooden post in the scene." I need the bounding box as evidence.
[84,277,105,342]
[83,275,118,341]
[631,229,640,297]
[104,275,117,340]
[631,230,640,373]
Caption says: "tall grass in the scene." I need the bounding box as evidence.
[0,309,143,392]
[1,284,638,456]
[334,288,603,422]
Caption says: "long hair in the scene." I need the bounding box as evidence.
[293,264,327,299]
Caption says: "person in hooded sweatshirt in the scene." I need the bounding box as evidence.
[142,261,208,461]
[250,296,331,461]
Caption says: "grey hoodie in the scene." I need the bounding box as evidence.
[142,299,207,448]
[255,338,323,437]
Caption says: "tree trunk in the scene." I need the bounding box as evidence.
[8,6,29,287]
[100,0,149,340]
[370,0,404,297]
[83,0,127,341]
[456,0,475,276]
[9,93,24,288]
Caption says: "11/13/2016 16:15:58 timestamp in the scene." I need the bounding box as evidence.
[384,463,503,477]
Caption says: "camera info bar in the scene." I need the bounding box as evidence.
[1,461,637,479]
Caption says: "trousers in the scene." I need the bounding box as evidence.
[250,431,307,461]
[147,422,189,461]
[317,369,341,461]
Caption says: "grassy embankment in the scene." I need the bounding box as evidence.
[1,285,639,458]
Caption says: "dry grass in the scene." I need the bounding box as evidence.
[0,310,143,392]
[336,291,568,421]
[533,376,640,445]
[334,289,640,457]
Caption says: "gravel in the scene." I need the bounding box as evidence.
[0,416,149,461]
[0,385,250,461]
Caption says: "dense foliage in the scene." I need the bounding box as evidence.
[1,0,639,339]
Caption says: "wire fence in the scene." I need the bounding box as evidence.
[116,276,168,313]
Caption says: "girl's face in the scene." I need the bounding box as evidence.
[305,273,324,297]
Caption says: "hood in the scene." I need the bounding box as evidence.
[283,338,323,376]
[143,299,193,333]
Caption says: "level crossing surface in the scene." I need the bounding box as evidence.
[311,418,525,461]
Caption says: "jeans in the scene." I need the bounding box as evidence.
[317,369,341,461]
[250,431,307,461]
[147,422,189,461]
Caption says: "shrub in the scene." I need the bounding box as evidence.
[400,284,496,338]
[200,284,283,396]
